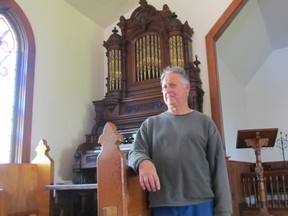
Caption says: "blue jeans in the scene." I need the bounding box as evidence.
[153,201,214,216]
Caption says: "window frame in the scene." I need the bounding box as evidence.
[0,0,35,163]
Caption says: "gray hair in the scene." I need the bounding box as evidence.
[160,66,190,86]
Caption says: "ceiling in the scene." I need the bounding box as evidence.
[64,0,138,28]
[65,0,288,86]
[217,0,288,86]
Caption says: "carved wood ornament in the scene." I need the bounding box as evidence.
[91,0,204,146]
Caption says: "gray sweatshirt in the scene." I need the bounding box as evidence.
[128,110,232,216]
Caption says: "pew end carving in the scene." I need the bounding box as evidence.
[97,122,150,216]
[0,139,54,216]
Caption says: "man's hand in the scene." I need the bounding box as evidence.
[138,160,161,192]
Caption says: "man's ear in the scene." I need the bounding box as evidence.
[186,83,191,93]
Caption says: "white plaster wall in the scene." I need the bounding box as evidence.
[246,47,288,162]
[220,47,288,163]
[16,0,105,182]
[218,57,255,162]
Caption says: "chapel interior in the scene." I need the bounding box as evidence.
[1,0,288,215]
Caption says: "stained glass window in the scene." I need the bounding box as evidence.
[0,14,18,163]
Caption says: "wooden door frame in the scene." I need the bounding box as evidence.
[205,0,248,150]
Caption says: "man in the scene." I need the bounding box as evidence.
[128,66,232,216]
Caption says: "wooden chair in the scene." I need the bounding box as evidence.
[97,122,150,216]
[0,139,54,216]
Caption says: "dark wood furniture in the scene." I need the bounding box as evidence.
[236,128,278,216]
[46,184,97,216]
[71,1,204,215]
[73,0,204,185]
[92,0,204,140]
[227,160,254,216]
[227,160,288,216]
[240,169,288,216]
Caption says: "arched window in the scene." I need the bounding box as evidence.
[0,0,35,163]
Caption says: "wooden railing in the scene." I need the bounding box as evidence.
[241,169,288,209]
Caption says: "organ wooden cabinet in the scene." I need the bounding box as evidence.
[73,0,204,185]
[93,0,204,141]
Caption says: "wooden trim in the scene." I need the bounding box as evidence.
[0,0,35,162]
[205,0,248,149]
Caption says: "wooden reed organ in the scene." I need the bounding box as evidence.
[73,0,204,184]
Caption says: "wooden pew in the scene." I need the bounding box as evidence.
[97,122,150,216]
[0,189,7,216]
[0,139,54,216]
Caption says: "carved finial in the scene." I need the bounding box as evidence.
[31,139,51,164]
[139,0,148,7]
[171,12,178,19]
[98,122,123,150]
[193,55,200,67]
[112,27,118,34]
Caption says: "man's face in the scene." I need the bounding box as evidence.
[161,74,190,108]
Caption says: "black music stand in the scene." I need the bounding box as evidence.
[236,128,278,216]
